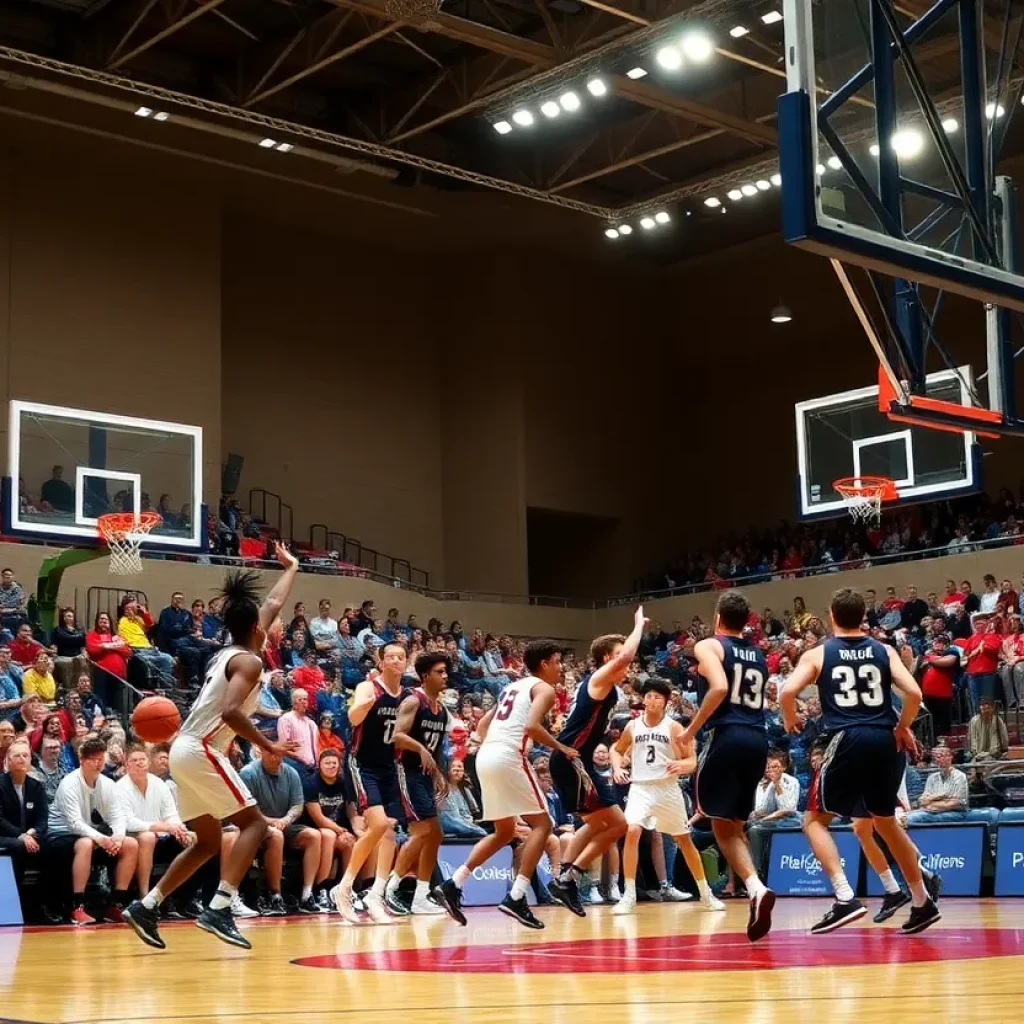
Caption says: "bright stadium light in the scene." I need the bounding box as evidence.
[134,106,153,118]
[869,143,880,156]
[729,25,749,38]
[640,216,656,229]
[728,188,743,200]
[756,180,771,191]
[986,102,1005,119]
[771,303,793,323]
[891,128,924,157]
[762,10,783,24]
[153,111,170,122]
[259,138,277,148]
[816,163,826,175]
[540,101,560,118]
[587,78,608,97]
[654,210,671,224]
[827,155,842,170]
[770,173,782,186]
[560,91,581,112]
[512,109,534,126]
[626,67,647,79]
[681,32,714,62]
[605,228,620,239]
[656,46,683,70]
[942,117,959,132]
[618,224,633,235]
[741,184,757,196]
[704,197,722,207]
[493,120,512,134]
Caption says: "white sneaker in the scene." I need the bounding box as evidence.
[364,891,398,925]
[700,891,726,912]
[230,894,259,918]
[331,884,362,925]
[644,889,664,902]
[660,885,694,903]
[411,895,447,916]
[586,889,605,905]
[608,883,622,902]
[612,893,636,916]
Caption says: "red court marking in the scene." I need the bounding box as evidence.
[293,928,1024,974]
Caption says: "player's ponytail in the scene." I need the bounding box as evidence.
[218,569,262,646]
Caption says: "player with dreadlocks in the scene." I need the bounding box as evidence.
[123,543,300,952]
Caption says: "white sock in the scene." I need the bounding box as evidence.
[209,882,237,911]
[371,876,386,898]
[414,880,429,901]
[453,865,471,888]
[386,872,402,895]
[910,879,928,908]
[831,872,854,903]
[623,879,636,898]
[301,885,312,900]
[744,874,767,899]
[509,874,530,900]
[878,869,901,895]
[696,878,710,900]
[141,888,164,910]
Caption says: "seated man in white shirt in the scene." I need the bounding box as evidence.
[746,749,802,877]
[117,745,200,917]
[45,736,139,926]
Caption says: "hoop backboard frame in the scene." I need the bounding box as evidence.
[6,400,205,550]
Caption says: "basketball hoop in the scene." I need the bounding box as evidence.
[97,512,162,575]
[833,476,898,525]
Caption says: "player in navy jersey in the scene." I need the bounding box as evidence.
[548,606,646,916]
[331,643,408,925]
[683,591,774,942]
[781,588,940,936]
[384,653,451,916]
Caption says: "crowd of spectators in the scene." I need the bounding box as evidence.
[3,542,1024,923]
[642,490,1024,594]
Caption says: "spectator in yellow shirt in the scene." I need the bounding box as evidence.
[22,650,57,702]
[118,597,176,685]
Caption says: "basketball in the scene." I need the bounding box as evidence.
[131,695,181,743]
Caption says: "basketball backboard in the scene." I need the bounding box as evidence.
[796,366,982,519]
[780,0,1024,436]
[6,400,204,549]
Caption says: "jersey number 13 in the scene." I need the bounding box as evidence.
[729,664,765,709]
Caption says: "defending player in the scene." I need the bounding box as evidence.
[384,652,450,916]
[122,544,301,950]
[610,678,725,915]
[681,591,775,942]
[432,640,579,929]
[548,606,646,916]
[332,643,409,924]
[781,587,941,935]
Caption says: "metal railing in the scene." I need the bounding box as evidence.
[86,585,150,630]
[308,524,428,588]
[248,488,293,543]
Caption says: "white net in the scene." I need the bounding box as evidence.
[839,490,884,525]
[107,535,145,575]
[98,513,162,575]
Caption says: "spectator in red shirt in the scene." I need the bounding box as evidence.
[780,546,803,576]
[9,623,43,668]
[1000,615,1024,710]
[919,634,958,738]
[291,648,326,697]
[86,611,132,678]
[996,579,1019,618]
[940,578,966,609]
[962,615,1002,713]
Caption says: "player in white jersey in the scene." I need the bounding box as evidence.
[123,544,300,951]
[431,640,580,929]
[610,678,725,915]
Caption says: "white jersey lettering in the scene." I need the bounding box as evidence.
[484,679,541,751]
[629,714,677,783]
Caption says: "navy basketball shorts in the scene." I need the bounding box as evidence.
[817,726,903,818]
[397,765,438,821]
[693,725,768,822]
[549,752,618,816]
[349,757,403,821]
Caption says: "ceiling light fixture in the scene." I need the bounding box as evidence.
[540,101,561,118]
[153,111,170,122]
[762,10,783,24]
[891,127,924,157]
[586,78,607,97]
[656,46,683,70]
[770,173,782,186]
[730,25,749,38]
[827,155,842,170]
[618,224,633,235]
[681,32,714,62]
[134,107,153,118]
[259,138,277,148]
[605,228,620,239]
[559,91,581,112]
[869,143,881,156]
[986,102,1005,119]
[741,183,757,196]
[626,67,647,79]
[512,109,534,126]
[640,217,656,229]
[728,188,743,200]
[704,197,722,207]
[756,179,771,191]
[942,117,959,133]
[493,120,512,134]
[276,142,293,152]
[654,211,671,224]
[771,303,793,323]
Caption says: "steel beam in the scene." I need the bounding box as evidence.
[107,0,226,71]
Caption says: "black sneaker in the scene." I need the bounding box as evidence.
[873,890,911,923]
[315,889,332,913]
[122,901,166,950]
[259,893,287,917]
[498,894,544,929]
[184,895,205,920]
[196,906,251,949]
[810,899,867,935]
[298,895,320,915]
[746,887,776,942]
[430,879,467,926]
[163,899,188,921]
[549,876,586,918]
[901,898,941,935]
[384,886,412,916]
[924,871,943,904]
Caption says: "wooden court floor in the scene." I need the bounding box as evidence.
[2,899,1023,1024]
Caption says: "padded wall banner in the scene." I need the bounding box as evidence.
[766,829,862,896]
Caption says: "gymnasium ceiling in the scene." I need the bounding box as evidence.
[1,0,1023,262]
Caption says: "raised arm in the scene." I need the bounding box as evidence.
[259,543,300,631]
[589,605,649,698]
[681,638,727,743]
[346,679,378,728]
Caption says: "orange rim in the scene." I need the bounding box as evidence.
[96,511,163,541]
[832,476,899,502]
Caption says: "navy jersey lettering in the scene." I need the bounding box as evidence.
[819,636,896,730]
[399,689,449,772]
[697,635,767,729]
[559,676,617,763]
[351,680,404,769]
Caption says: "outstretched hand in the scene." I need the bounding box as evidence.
[274,541,298,570]
[635,604,649,631]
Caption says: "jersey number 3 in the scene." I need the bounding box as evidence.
[729,664,764,709]
[831,664,884,707]
[496,690,518,721]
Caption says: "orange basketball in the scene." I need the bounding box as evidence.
[131,696,181,743]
